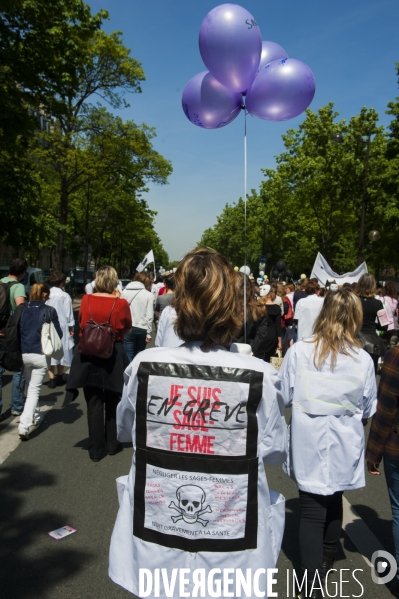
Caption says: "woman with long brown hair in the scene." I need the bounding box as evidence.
[109,248,287,598]
[234,272,270,358]
[278,289,377,598]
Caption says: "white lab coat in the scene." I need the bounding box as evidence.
[155,306,183,349]
[47,287,75,366]
[122,282,154,338]
[109,343,287,598]
[276,340,377,495]
[294,295,324,341]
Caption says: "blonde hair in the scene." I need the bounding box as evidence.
[29,282,50,301]
[95,266,119,294]
[356,273,376,299]
[311,288,363,370]
[174,248,241,350]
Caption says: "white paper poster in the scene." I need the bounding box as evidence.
[146,375,249,456]
[144,464,248,541]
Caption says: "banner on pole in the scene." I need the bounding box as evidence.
[136,250,154,272]
[310,253,368,287]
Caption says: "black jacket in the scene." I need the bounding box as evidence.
[235,314,269,358]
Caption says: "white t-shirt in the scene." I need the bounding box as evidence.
[277,341,377,494]
[294,294,324,341]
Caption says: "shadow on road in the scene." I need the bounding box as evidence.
[0,463,93,599]
[344,503,395,557]
[29,402,84,442]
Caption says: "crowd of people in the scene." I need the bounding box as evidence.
[1,253,399,598]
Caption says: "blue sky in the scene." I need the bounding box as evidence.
[88,0,399,261]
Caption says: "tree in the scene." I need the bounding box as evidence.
[200,103,392,276]
[31,105,171,273]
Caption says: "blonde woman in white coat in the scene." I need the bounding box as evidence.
[277,288,377,598]
[47,271,75,388]
[109,248,287,599]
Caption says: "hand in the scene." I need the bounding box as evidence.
[277,343,282,351]
[367,461,381,476]
[146,338,151,343]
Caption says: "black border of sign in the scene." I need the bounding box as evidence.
[133,447,259,552]
[136,362,263,460]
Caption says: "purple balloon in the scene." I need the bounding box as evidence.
[199,4,262,94]
[246,58,316,121]
[259,41,288,70]
[182,71,243,129]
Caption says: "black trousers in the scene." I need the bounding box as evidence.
[299,490,343,577]
[83,386,121,460]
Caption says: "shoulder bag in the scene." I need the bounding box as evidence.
[79,296,118,360]
[41,306,64,360]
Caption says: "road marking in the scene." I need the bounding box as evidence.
[342,496,386,567]
[0,404,54,466]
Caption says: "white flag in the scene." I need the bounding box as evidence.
[136,249,154,272]
[310,252,368,287]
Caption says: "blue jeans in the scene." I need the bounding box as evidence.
[124,330,147,363]
[0,368,25,415]
[384,455,399,580]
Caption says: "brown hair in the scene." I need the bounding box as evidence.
[356,273,377,299]
[300,278,309,291]
[311,288,363,370]
[276,282,286,302]
[305,279,320,295]
[285,283,294,293]
[29,282,50,301]
[385,281,398,299]
[163,273,175,291]
[236,272,266,323]
[174,248,241,350]
[49,271,66,287]
[134,272,151,290]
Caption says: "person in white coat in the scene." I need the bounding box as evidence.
[46,271,75,388]
[294,279,324,342]
[109,248,287,599]
[277,288,377,598]
[122,272,153,362]
[155,305,183,349]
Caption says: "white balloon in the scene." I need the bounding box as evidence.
[239,265,250,275]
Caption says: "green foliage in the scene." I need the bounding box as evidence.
[0,0,170,271]
[200,93,399,277]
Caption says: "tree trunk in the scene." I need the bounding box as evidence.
[53,177,69,271]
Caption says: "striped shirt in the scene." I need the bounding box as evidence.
[365,347,399,464]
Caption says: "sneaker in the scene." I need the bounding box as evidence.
[19,431,29,441]
[32,410,44,428]
[11,411,22,416]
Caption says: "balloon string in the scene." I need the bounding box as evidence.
[244,108,247,344]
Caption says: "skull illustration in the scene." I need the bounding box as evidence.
[177,485,205,523]
[168,484,212,526]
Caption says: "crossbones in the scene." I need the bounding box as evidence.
[168,484,212,527]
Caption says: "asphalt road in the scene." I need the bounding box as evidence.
[0,332,396,599]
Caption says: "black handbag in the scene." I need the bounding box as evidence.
[358,332,384,356]
[78,297,118,360]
